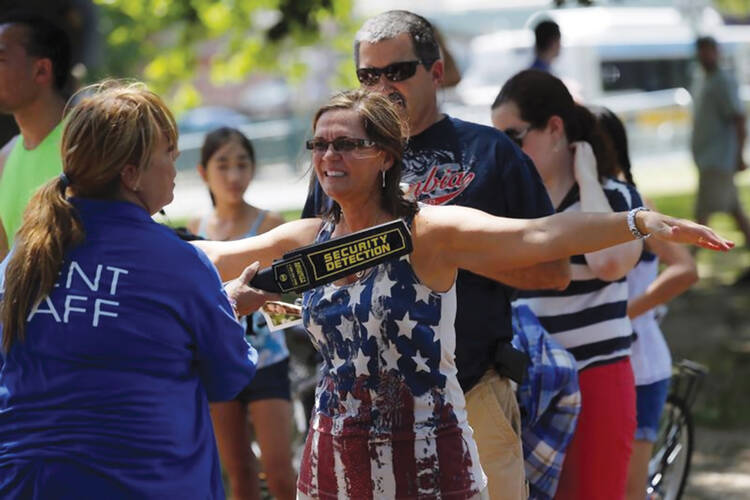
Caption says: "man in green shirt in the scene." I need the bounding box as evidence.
[0,12,71,259]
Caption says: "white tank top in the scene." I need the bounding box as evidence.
[627,252,672,385]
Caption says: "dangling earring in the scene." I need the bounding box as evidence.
[381,170,386,188]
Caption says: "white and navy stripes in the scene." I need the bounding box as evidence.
[515,178,644,371]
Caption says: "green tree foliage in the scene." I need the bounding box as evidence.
[93,0,359,110]
[712,0,750,18]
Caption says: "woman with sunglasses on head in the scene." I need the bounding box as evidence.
[196,88,730,500]
[0,82,269,499]
[592,107,699,500]
[491,70,649,500]
[186,128,294,500]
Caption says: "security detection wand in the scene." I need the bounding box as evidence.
[249,219,412,293]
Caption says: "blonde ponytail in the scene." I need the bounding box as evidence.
[1,176,84,350]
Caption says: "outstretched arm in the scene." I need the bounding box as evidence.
[193,218,321,281]
[422,204,731,284]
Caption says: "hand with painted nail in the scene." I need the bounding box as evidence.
[637,210,735,252]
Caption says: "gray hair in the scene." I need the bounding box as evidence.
[354,10,441,68]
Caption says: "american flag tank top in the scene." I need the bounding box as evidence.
[298,219,486,499]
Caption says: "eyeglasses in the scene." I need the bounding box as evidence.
[504,125,533,147]
[305,137,378,154]
[356,60,433,86]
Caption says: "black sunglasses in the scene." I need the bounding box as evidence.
[356,60,434,86]
[305,137,378,153]
[503,125,533,147]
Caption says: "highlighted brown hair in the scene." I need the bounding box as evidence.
[311,89,418,223]
[1,80,177,350]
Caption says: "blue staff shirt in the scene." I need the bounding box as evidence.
[0,198,257,499]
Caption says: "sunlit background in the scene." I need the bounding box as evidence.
[1,1,750,498]
[2,0,746,217]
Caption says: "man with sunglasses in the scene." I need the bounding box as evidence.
[302,11,570,499]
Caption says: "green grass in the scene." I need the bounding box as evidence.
[650,184,750,229]
[650,184,750,285]
[282,209,303,221]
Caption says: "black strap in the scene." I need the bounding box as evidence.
[494,342,529,385]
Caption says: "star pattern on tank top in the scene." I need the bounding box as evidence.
[304,243,448,400]
[414,284,433,305]
[394,311,418,340]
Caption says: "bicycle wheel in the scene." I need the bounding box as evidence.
[648,395,693,500]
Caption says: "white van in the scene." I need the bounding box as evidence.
[445,5,748,157]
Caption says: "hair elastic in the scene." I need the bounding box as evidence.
[59,172,71,188]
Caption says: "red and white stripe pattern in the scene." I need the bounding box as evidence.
[297,380,484,498]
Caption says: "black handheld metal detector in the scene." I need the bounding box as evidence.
[249,219,413,293]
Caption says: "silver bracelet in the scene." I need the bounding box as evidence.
[627,207,651,239]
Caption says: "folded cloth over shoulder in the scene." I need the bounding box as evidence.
[512,305,581,500]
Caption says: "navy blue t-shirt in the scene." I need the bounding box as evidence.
[302,115,554,391]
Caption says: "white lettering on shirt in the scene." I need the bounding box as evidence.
[93,299,119,327]
[27,296,62,322]
[63,295,88,323]
[27,261,129,328]
[105,266,128,295]
[66,262,102,291]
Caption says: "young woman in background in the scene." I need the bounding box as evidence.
[188,128,295,500]
[492,70,645,500]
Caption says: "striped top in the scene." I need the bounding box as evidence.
[514,178,643,371]
[298,219,485,499]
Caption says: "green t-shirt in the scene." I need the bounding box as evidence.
[0,121,64,247]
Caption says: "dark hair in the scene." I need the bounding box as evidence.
[311,89,418,223]
[200,127,256,206]
[696,36,717,50]
[492,70,618,179]
[534,20,561,53]
[591,106,635,186]
[354,11,440,69]
[0,11,72,92]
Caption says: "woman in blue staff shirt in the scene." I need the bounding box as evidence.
[0,81,270,500]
